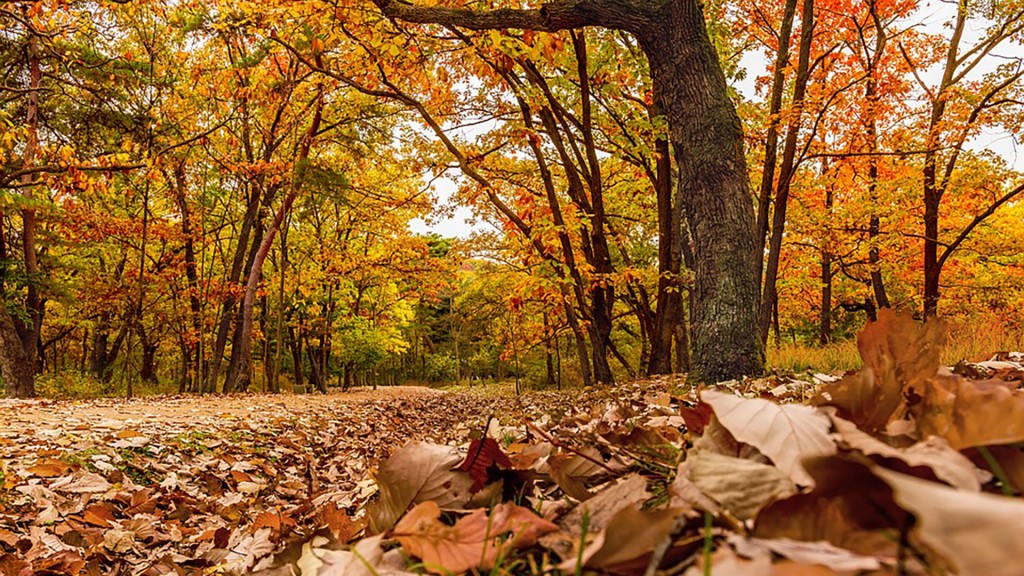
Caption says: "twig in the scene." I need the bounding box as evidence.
[525,421,616,473]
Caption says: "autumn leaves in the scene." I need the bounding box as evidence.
[287,309,1024,574]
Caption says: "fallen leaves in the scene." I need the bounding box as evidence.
[6,311,1024,575]
[367,442,474,533]
[393,501,556,573]
[702,390,836,486]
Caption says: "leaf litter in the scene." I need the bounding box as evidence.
[3,311,1024,574]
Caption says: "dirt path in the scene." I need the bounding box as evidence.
[0,386,445,431]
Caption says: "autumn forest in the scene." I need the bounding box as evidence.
[4,0,1024,574]
[0,0,1022,398]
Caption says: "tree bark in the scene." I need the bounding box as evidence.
[759,0,814,344]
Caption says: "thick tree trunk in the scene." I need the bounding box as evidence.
[640,4,764,382]
[378,0,765,382]
[1,309,33,397]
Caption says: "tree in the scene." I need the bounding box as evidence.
[373,0,764,383]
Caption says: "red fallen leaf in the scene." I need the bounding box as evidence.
[680,401,713,436]
[231,470,254,483]
[83,504,117,527]
[457,438,512,493]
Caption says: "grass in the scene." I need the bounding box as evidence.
[768,316,1024,374]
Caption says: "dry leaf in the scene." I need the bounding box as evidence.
[367,442,473,533]
[702,390,836,486]
[912,377,1024,449]
[829,414,982,490]
[730,535,882,572]
[874,467,1024,576]
[685,451,796,520]
[814,309,944,432]
[559,505,682,573]
[393,501,556,574]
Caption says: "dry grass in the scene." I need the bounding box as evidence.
[768,315,1024,374]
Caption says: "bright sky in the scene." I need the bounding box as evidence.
[410,1,1022,239]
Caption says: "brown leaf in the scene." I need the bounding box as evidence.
[685,451,796,520]
[559,505,682,573]
[702,390,836,486]
[82,503,117,528]
[393,501,556,574]
[320,503,366,543]
[814,309,944,432]
[912,376,1024,449]
[753,457,908,559]
[966,446,1024,494]
[25,458,71,478]
[829,413,982,490]
[875,466,1024,576]
[366,442,473,533]
[730,535,883,572]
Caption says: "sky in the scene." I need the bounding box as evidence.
[409,1,1023,239]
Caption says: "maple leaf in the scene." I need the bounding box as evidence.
[456,437,512,492]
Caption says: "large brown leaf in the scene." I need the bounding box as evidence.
[684,451,796,520]
[874,467,1024,576]
[393,501,556,574]
[702,391,836,486]
[911,376,1024,449]
[829,413,982,490]
[366,442,473,533]
[814,309,944,432]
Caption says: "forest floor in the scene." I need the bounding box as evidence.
[4,316,1024,576]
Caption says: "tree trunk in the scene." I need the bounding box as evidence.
[377,0,764,382]
[648,128,681,376]
[1,309,34,397]
[226,88,322,393]
[641,4,764,382]
[760,0,814,344]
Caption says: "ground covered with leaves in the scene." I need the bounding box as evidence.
[4,311,1024,575]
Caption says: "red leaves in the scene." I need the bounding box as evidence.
[456,437,512,493]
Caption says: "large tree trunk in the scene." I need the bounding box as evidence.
[640,4,763,382]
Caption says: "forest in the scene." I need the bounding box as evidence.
[0,0,1020,399]
[3,0,1024,574]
